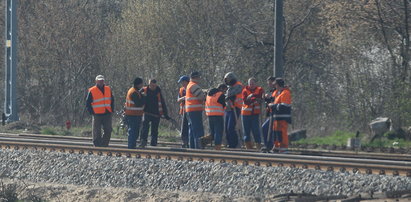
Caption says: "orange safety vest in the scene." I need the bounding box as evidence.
[272,87,292,123]
[205,92,224,116]
[233,81,244,108]
[143,87,164,115]
[89,85,112,114]
[179,87,186,115]
[185,81,204,112]
[241,86,263,115]
[124,87,144,116]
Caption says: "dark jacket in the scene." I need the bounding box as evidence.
[143,86,168,116]
[130,87,146,108]
[86,85,115,115]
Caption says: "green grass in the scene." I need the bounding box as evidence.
[295,130,357,146]
[295,130,411,148]
[363,138,411,148]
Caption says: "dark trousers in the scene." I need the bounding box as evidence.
[208,116,224,145]
[225,108,240,148]
[140,114,161,146]
[262,118,274,149]
[126,115,143,149]
[186,111,204,149]
[242,114,261,143]
[92,113,112,147]
[180,113,189,147]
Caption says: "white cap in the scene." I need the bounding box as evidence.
[95,75,105,81]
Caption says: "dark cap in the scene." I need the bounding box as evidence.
[177,75,190,83]
[266,76,276,81]
[133,77,143,86]
[190,71,201,78]
[274,78,285,87]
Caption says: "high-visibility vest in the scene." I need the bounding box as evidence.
[272,87,292,123]
[233,81,244,108]
[89,85,112,114]
[179,87,186,115]
[185,81,204,112]
[241,86,263,115]
[124,87,144,116]
[143,87,164,115]
[205,92,224,116]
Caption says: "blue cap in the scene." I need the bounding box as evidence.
[177,75,190,83]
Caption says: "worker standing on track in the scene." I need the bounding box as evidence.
[261,76,276,151]
[269,78,292,153]
[205,85,226,150]
[224,72,244,148]
[177,75,190,148]
[140,79,170,147]
[241,78,264,150]
[124,77,145,149]
[86,75,114,147]
[185,71,205,149]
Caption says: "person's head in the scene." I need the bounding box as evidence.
[190,71,201,80]
[133,77,144,89]
[149,79,157,90]
[95,75,105,87]
[217,83,228,93]
[266,76,276,89]
[273,78,285,89]
[248,77,257,90]
[224,72,237,86]
[178,75,190,88]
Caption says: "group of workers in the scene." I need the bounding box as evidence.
[86,71,292,153]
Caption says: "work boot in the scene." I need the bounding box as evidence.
[139,140,147,148]
[255,143,262,151]
[245,141,254,150]
[200,135,214,147]
[214,144,222,150]
[278,147,288,154]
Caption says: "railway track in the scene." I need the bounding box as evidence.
[0,133,410,177]
[2,133,411,161]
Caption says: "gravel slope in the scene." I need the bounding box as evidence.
[0,149,410,200]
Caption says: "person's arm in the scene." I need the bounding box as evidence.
[86,91,94,115]
[177,89,185,103]
[111,93,115,112]
[191,84,205,101]
[131,92,145,107]
[226,84,243,98]
[217,94,226,108]
[159,89,169,117]
[243,89,254,105]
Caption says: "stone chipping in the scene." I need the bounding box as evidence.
[0,149,410,198]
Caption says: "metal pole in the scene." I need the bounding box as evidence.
[4,0,19,122]
[273,0,284,78]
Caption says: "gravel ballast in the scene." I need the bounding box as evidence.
[0,149,410,198]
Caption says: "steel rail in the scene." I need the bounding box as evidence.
[2,133,411,161]
[0,139,410,177]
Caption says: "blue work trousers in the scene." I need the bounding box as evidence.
[242,114,261,143]
[225,108,240,148]
[126,115,143,149]
[262,118,274,149]
[208,116,224,145]
[180,113,189,147]
[186,111,205,149]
